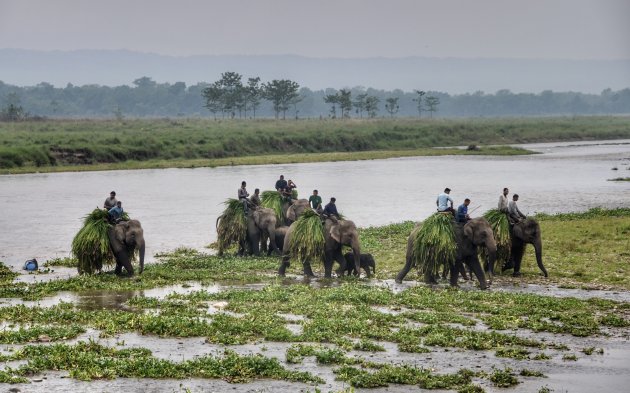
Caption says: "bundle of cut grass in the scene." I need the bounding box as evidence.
[261,190,285,222]
[413,213,456,277]
[216,198,247,255]
[288,209,325,264]
[291,189,298,199]
[72,208,114,274]
[483,209,511,267]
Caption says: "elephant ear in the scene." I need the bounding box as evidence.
[464,223,474,240]
[286,205,297,222]
[330,223,341,243]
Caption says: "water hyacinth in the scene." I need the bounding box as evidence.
[483,209,511,267]
[216,198,247,255]
[288,210,325,264]
[71,208,114,274]
[261,190,285,223]
[413,213,456,276]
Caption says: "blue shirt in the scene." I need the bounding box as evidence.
[436,193,453,211]
[109,206,124,220]
[456,204,468,222]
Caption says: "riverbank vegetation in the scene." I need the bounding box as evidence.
[0,208,628,389]
[1,116,629,174]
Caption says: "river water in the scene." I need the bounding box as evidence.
[1,139,629,268]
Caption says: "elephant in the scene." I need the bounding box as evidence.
[267,226,289,256]
[342,252,375,277]
[261,198,311,253]
[284,198,311,225]
[278,217,362,278]
[108,219,145,276]
[242,207,281,256]
[503,218,548,277]
[395,218,497,289]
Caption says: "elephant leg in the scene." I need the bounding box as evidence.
[303,260,316,277]
[115,262,123,275]
[260,232,269,254]
[323,250,335,278]
[449,260,464,287]
[424,269,439,285]
[512,243,525,277]
[113,249,133,276]
[333,251,346,277]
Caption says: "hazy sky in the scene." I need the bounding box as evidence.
[1,0,629,59]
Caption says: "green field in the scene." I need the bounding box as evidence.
[1,116,629,174]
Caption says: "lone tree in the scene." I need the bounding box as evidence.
[365,96,379,118]
[324,93,339,118]
[425,95,440,118]
[353,93,368,118]
[338,89,352,118]
[413,90,426,118]
[245,77,262,118]
[262,79,300,119]
[201,83,223,119]
[385,97,399,118]
[216,71,244,118]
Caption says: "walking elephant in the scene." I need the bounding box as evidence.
[395,218,497,289]
[278,217,361,278]
[243,207,281,256]
[108,219,145,276]
[503,218,548,277]
[267,226,289,256]
[284,199,311,225]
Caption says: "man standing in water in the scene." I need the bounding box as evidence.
[498,188,509,212]
[104,191,117,210]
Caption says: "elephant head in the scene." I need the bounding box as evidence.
[248,207,279,256]
[512,218,548,277]
[464,218,497,279]
[285,199,311,225]
[327,218,361,277]
[110,219,145,275]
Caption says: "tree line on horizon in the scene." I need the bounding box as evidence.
[1,75,629,121]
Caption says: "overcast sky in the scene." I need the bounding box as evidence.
[1,0,629,60]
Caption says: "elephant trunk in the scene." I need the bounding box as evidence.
[533,236,548,277]
[138,239,145,274]
[485,240,497,279]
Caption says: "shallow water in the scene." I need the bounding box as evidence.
[1,139,629,269]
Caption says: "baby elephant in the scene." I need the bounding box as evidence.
[342,252,376,277]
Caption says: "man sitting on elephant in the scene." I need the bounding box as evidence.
[323,197,339,219]
[108,201,124,223]
[436,188,455,216]
[238,181,250,215]
[508,194,526,224]
[250,188,261,207]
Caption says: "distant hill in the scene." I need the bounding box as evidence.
[1,49,629,93]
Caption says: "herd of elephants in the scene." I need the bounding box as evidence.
[106,193,549,290]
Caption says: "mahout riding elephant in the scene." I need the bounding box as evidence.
[267,226,289,256]
[395,218,496,289]
[342,252,375,277]
[278,217,361,278]
[108,219,145,276]
[503,218,548,277]
[242,207,281,256]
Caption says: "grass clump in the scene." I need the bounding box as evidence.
[413,213,456,277]
[216,199,247,255]
[288,210,325,264]
[0,261,17,284]
[261,190,284,223]
[489,367,519,387]
[483,209,511,268]
[43,257,78,267]
[71,208,114,274]
[520,369,547,378]
[353,340,386,352]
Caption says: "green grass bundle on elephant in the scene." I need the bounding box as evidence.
[72,208,115,274]
[483,209,511,268]
[412,213,457,277]
[216,199,247,255]
[287,210,325,264]
[261,190,284,222]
